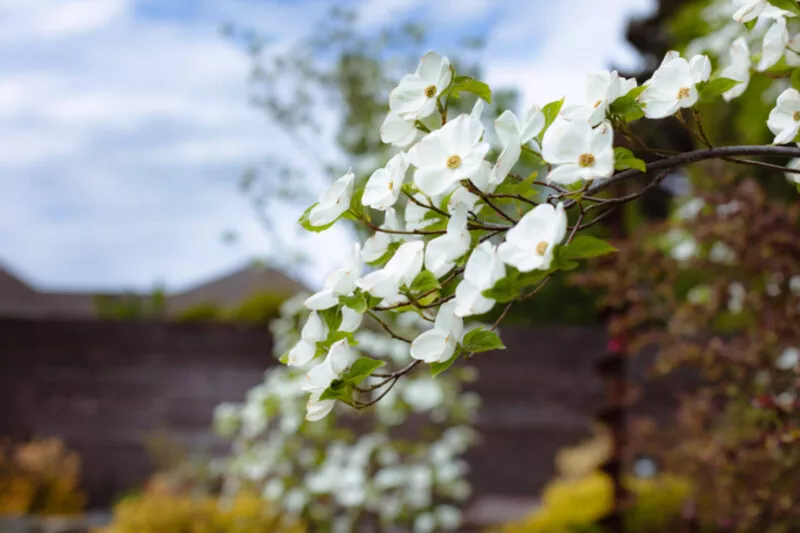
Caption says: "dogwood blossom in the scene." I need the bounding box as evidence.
[639,52,711,119]
[563,70,637,126]
[493,106,545,182]
[303,339,355,421]
[357,241,425,300]
[408,113,490,196]
[362,152,409,210]
[498,203,567,272]
[454,242,505,317]
[767,88,800,144]
[424,205,470,278]
[759,16,789,71]
[410,301,463,363]
[389,51,452,121]
[286,311,327,367]
[308,170,355,227]
[721,37,751,101]
[305,243,362,310]
[542,119,614,184]
[381,111,419,148]
[362,209,403,263]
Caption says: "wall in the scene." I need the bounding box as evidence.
[0,318,685,507]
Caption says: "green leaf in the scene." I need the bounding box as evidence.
[450,76,492,103]
[551,245,579,271]
[744,18,757,31]
[541,98,564,132]
[340,292,367,314]
[613,147,647,172]
[318,307,342,332]
[482,269,521,303]
[462,327,506,353]
[298,204,338,233]
[410,270,441,293]
[768,0,800,16]
[560,235,618,260]
[319,379,350,402]
[430,352,460,377]
[345,357,386,384]
[699,78,741,101]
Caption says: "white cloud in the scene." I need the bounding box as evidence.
[0,0,129,42]
[485,0,656,109]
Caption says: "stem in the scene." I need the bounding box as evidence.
[579,144,800,202]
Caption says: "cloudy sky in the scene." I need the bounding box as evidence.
[0,0,654,292]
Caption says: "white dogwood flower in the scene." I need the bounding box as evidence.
[362,209,403,263]
[305,243,362,310]
[410,301,463,363]
[563,70,638,125]
[759,16,789,71]
[721,37,751,101]
[408,113,490,197]
[424,205,471,278]
[286,311,328,367]
[356,241,425,299]
[639,52,711,119]
[308,170,354,227]
[302,339,355,421]
[362,152,409,211]
[493,106,545,182]
[389,51,452,120]
[454,242,506,317]
[542,119,614,185]
[380,111,419,148]
[498,203,567,272]
[768,88,800,144]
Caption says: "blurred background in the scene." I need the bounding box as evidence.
[2,0,800,532]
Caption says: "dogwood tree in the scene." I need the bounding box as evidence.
[286,0,800,422]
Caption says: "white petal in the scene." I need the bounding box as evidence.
[689,55,711,84]
[542,118,592,165]
[454,279,495,317]
[306,396,335,421]
[546,163,584,185]
[304,289,339,310]
[287,340,317,367]
[326,339,355,375]
[302,311,328,343]
[381,111,418,147]
[386,241,425,286]
[409,329,453,363]
[520,105,545,142]
[339,306,363,333]
[759,18,789,71]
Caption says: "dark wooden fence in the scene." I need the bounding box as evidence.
[0,318,684,507]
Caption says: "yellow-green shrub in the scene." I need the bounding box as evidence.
[0,438,86,516]
[498,472,691,533]
[96,493,306,533]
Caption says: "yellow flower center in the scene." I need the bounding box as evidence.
[676,87,691,99]
[593,99,603,109]
[578,153,595,168]
[793,111,800,122]
[535,241,549,256]
[424,85,437,98]
[447,155,462,169]
[388,181,394,191]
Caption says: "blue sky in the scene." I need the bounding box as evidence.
[0,0,653,292]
